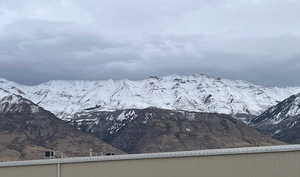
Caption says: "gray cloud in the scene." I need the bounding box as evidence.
[0,0,300,86]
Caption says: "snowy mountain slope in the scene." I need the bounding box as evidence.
[0,74,299,121]
[252,93,300,125]
[251,93,300,143]
[0,94,41,114]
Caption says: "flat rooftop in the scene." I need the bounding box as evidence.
[1,144,300,167]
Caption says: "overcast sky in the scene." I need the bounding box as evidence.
[0,0,299,86]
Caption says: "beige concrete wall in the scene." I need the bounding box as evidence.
[0,164,57,177]
[1,151,300,177]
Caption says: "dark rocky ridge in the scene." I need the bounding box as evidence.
[73,108,282,154]
[0,95,123,161]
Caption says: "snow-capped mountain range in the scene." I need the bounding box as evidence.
[0,74,299,121]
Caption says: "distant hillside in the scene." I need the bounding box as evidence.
[0,95,123,161]
[72,108,283,154]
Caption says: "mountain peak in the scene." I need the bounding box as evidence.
[0,94,40,114]
[251,93,300,144]
[284,93,300,117]
[252,92,300,125]
[1,94,24,103]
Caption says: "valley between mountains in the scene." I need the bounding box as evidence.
[0,74,300,161]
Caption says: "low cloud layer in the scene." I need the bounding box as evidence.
[0,0,300,86]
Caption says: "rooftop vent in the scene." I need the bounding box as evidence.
[44,151,55,159]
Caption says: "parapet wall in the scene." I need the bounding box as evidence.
[1,145,300,177]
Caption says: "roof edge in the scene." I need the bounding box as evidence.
[1,144,300,167]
